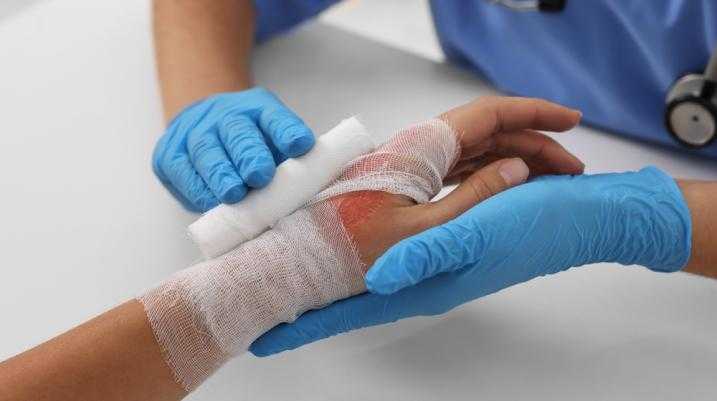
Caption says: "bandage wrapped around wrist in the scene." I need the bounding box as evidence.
[139,119,460,391]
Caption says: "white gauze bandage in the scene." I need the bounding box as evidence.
[139,119,460,391]
[189,117,376,259]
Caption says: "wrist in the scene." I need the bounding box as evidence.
[677,179,717,277]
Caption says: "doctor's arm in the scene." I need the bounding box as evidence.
[153,0,254,120]
[152,0,320,212]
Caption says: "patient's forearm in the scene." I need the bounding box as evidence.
[0,301,185,401]
[679,180,717,278]
[153,0,255,121]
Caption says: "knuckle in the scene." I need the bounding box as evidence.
[221,114,254,133]
[477,97,503,133]
[231,139,271,165]
[261,108,281,129]
[533,97,551,108]
[263,108,303,132]
[493,107,505,133]
[467,173,501,202]
[527,102,540,125]
[223,127,267,156]
[206,162,233,182]
[236,144,270,166]
[188,133,215,156]
[228,135,261,158]
[262,108,286,124]
[476,95,499,105]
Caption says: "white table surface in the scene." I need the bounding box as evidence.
[1,1,716,400]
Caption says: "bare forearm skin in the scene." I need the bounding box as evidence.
[153,0,256,121]
[679,180,717,279]
[0,301,186,401]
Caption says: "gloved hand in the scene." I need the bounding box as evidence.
[250,166,692,356]
[152,87,315,212]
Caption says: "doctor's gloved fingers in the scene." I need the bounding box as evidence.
[249,292,404,357]
[367,158,530,295]
[187,129,248,204]
[219,114,276,188]
[257,99,315,158]
[157,153,220,212]
[442,96,581,148]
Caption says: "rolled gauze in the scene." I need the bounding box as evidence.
[188,117,376,259]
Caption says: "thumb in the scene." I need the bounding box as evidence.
[365,158,529,295]
[423,157,530,228]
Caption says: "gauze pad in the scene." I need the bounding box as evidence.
[189,117,376,259]
[139,119,460,391]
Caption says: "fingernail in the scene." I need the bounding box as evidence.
[499,158,529,186]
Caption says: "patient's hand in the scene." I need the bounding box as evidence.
[335,96,583,267]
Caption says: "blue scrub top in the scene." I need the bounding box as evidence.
[254,0,717,159]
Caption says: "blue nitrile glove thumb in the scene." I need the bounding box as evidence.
[152,87,315,212]
[250,166,691,356]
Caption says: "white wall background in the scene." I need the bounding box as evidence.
[320,0,444,61]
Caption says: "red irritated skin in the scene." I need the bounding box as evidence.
[329,125,454,272]
[334,191,420,272]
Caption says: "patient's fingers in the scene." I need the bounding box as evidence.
[494,129,584,175]
[470,129,584,174]
[441,96,582,149]
[448,129,584,183]
[416,158,529,230]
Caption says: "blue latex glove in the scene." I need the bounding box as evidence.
[153,87,315,212]
[250,166,691,356]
